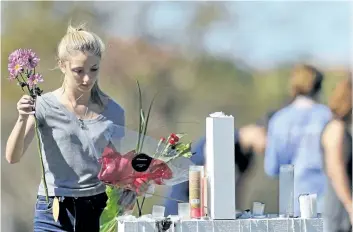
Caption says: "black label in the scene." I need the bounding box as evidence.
[131,153,153,172]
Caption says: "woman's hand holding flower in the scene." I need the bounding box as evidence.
[17,95,35,119]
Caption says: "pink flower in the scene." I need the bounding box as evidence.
[8,49,40,78]
[8,50,26,78]
[27,73,43,87]
[23,49,40,69]
[8,62,24,79]
[98,146,173,192]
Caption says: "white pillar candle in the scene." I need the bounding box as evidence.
[205,112,236,219]
[299,193,318,218]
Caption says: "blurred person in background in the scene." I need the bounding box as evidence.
[4,23,147,231]
[164,112,274,216]
[321,77,352,232]
[264,64,332,217]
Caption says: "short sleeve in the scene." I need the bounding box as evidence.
[115,104,125,138]
[107,99,125,138]
[264,117,282,176]
[119,108,125,135]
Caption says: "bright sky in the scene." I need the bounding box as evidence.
[97,1,352,69]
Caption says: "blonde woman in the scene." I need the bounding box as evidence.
[5,24,142,231]
[322,78,352,232]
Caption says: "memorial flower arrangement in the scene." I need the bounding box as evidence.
[98,81,195,232]
[7,49,48,202]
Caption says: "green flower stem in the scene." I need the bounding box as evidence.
[16,73,49,203]
[34,116,49,203]
[19,73,27,84]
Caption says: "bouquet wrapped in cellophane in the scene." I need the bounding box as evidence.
[98,125,194,231]
[100,125,194,188]
[98,82,195,232]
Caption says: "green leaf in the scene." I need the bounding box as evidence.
[136,80,143,152]
[175,142,191,153]
[140,93,156,152]
[163,142,194,163]
[99,186,122,232]
[182,151,193,159]
[140,109,145,126]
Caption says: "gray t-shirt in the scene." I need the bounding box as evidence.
[35,92,124,197]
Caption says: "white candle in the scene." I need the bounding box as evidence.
[253,202,265,216]
[299,193,318,218]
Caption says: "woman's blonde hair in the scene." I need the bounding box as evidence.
[328,77,352,120]
[290,64,324,98]
[57,22,107,107]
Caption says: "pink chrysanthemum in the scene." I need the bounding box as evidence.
[23,49,40,69]
[8,50,25,78]
[27,73,44,87]
[8,62,23,79]
[8,49,40,79]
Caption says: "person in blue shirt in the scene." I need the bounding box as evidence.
[163,113,274,216]
[264,64,332,217]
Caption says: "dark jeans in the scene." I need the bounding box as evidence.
[33,193,108,232]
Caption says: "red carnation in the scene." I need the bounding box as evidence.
[169,138,176,145]
[170,133,179,142]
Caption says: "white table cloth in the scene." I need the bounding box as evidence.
[117,218,323,232]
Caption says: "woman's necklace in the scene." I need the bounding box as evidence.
[78,107,89,129]
[67,94,89,129]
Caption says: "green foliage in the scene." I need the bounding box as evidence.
[136,80,156,153]
[174,142,193,158]
[99,186,122,232]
